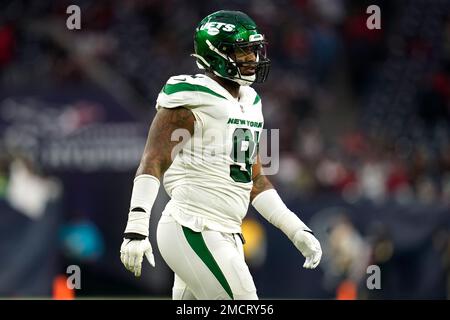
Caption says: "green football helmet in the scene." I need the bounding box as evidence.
[192,10,270,86]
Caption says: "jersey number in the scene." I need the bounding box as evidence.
[229,128,259,183]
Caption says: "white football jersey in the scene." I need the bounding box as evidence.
[155,74,264,233]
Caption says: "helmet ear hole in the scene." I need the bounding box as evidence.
[205,54,219,69]
[226,63,238,76]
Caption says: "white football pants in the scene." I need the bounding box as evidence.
[156,214,258,300]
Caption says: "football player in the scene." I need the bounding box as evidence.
[120,10,322,300]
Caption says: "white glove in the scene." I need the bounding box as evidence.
[252,189,322,269]
[120,237,155,277]
[121,175,160,277]
[291,229,322,269]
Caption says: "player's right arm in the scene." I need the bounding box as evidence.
[136,107,195,178]
[120,106,195,277]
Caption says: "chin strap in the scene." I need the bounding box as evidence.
[231,76,254,86]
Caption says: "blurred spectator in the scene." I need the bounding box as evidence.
[0,24,15,68]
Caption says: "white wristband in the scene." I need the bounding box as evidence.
[251,189,310,241]
[124,174,160,237]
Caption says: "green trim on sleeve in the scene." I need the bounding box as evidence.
[163,82,227,100]
[253,94,261,105]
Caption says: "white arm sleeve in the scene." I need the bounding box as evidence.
[124,174,160,237]
[251,189,311,241]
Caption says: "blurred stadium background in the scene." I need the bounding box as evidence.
[0,0,449,299]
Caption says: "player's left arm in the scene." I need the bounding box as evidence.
[250,154,274,201]
[250,155,322,269]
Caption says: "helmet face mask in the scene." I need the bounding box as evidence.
[230,41,270,84]
[192,10,270,86]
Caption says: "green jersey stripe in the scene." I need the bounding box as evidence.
[182,226,234,299]
[163,82,227,100]
[253,94,261,105]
